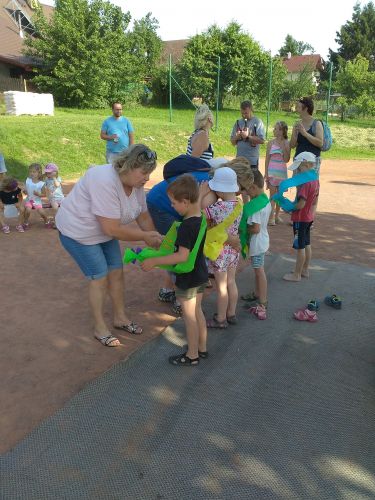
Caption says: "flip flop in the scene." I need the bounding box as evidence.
[114,322,143,335]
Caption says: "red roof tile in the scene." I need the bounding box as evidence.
[282,54,324,73]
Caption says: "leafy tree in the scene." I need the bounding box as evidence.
[280,64,317,102]
[278,34,315,57]
[173,22,286,109]
[25,0,162,107]
[334,2,375,69]
[335,55,375,118]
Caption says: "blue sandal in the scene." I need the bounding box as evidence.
[307,299,320,311]
[324,294,342,309]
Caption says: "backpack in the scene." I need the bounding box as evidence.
[313,119,333,152]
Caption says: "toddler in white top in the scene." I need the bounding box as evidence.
[23,163,49,228]
[44,163,64,227]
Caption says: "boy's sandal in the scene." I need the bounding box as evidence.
[226,315,238,325]
[240,292,258,302]
[207,316,228,329]
[95,335,120,347]
[307,299,320,311]
[114,322,143,335]
[198,350,209,359]
[169,353,199,366]
[324,294,342,309]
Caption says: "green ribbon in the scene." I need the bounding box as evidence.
[239,193,270,258]
[123,215,207,274]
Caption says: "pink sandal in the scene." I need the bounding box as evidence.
[293,308,318,322]
[247,304,267,320]
[1,225,10,234]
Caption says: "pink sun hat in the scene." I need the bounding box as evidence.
[44,163,58,173]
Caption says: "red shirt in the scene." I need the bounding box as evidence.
[291,180,320,223]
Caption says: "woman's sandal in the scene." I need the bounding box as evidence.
[114,322,143,335]
[207,315,228,329]
[95,335,120,347]
[169,353,199,366]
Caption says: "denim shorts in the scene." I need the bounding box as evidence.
[251,253,265,269]
[147,202,179,235]
[59,233,123,280]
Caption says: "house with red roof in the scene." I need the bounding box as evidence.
[282,54,325,85]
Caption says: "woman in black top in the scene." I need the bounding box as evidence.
[290,97,324,172]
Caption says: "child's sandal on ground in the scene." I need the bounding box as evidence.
[293,308,318,322]
[169,353,199,366]
[206,315,228,329]
[114,322,143,335]
[324,294,342,309]
[95,335,120,347]
[307,299,320,311]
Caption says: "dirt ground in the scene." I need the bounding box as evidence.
[1,159,374,454]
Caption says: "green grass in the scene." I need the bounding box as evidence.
[0,106,374,180]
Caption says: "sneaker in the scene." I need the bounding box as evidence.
[1,224,10,234]
[15,224,25,233]
[172,298,182,316]
[22,223,29,230]
[248,304,267,320]
[158,288,176,303]
[293,308,318,322]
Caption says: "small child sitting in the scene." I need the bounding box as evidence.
[141,174,208,366]
[283,152,319,282]
[23,163,49,228]
[242,171,272,320]
[0,177,25,233]
[44,163,65,227]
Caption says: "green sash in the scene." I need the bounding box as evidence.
[204,200,243,261]
[239,193,270,258]
[123,215,207,274]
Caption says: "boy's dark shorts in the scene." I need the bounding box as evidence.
[292,222,313,250]
[175,283,207,299]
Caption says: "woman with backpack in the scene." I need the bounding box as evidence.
[290,97,324,173]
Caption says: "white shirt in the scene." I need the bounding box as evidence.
[25,178,45,205]
[247,203,272,256]
[56,164,147,245]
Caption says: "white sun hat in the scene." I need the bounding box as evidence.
[206,157,228,169]
[288,152,316,171]
[208,166,239,192]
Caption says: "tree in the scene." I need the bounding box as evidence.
[173,22,286,109]
[335,55,375,118]
[280,64,318,102]
[278,34,315,57]
[24,0,162,107]
[334,2,375,69]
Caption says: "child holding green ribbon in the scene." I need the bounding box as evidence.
[239,171,271,320]
[141,175,208,366]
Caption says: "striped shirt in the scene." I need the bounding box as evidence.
[186,130,214,161]
[268,142,288,186]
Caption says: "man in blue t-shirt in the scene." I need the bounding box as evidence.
[100,102,135,163]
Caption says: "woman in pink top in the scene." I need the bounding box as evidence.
[265,121,290,225]
[56,144,163,347]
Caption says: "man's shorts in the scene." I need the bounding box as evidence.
[250,253,265,269]
[175,283,207,300]
[292,221,313,250]
[24,200,43,210]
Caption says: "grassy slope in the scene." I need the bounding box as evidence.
[0,106,374,180]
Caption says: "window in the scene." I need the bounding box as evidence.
[4,0,35,36]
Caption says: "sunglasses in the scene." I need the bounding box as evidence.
[138,150,157,162]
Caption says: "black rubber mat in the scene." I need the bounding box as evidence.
[2,255,375,499]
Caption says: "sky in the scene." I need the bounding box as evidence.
[42,0,362,58]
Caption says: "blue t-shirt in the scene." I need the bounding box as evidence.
[101,116,134,153]
[147,171,210,219]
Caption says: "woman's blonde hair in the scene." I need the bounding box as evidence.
[209,157,254,192]
[194,104,213,130]
[113,144,157,176]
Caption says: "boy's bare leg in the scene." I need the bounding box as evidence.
[180,296,199,359]
[226,267,238,317]
[195,293,207,353]
[302,245,311,277]
[283,249,305,281]
[214,271,228,322]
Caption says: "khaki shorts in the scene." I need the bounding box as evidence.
[175,283,207,300]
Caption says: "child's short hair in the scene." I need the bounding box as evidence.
[276,121,288,139]
[252,170,264,189]
[28,163,43,180]
[167,174,199,203]
[0,176,18,191]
